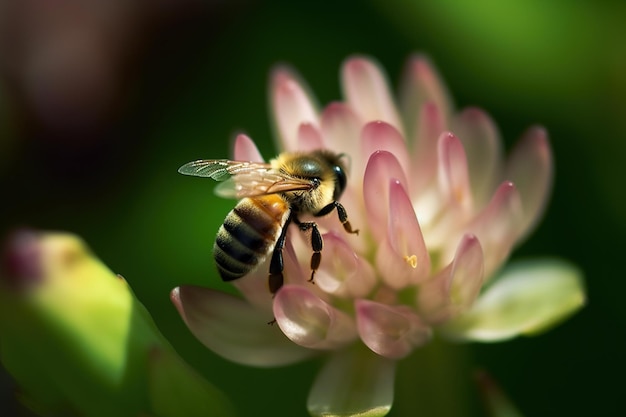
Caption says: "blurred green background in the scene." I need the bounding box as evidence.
[1,0,624,416]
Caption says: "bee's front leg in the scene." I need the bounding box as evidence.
[314,201,359,235]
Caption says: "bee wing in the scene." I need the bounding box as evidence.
[177,159,271,181]
[179,159,314,199]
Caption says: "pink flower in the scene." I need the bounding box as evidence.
[172,55,584,416]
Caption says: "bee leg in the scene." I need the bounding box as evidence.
[293,216,323,283]
[315,201,359,235]
[268,213,292,295]
[308,226,322,283]
[268,249,284,295]
[267,248,283,325]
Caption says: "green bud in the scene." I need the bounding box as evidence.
[0,230,235,417]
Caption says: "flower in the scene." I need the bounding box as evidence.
[171,55,585,416]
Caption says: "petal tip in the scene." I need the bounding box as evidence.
[440,131,457,143]
[502,180,515,190]
[407,53,434,72]
[270,65,294,85]
[458,106,489,121]
[170,286,189,321]
[521,126,551,157]
[169,286,180,303]
[343,55,374,71]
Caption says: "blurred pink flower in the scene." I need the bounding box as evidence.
[172,55,584,416]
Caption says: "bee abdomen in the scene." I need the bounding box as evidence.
[214,196,288,282]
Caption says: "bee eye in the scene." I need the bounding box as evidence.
[332,164,347,200]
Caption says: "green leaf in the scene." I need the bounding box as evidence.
[441,259,585,341]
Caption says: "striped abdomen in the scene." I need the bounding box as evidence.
[214,195,290,281]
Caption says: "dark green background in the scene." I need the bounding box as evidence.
[2,1,624,416]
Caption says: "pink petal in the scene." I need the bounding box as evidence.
[361,121,410,180]
[421,132,475,251]
[448,234,485,311]
[376,180,430,289]
[416,265,451,324]
[171,286,315,367]
[356,300,432,359]
[363,151,408,240]
[466,181,523,278]
[341,56,402,131]
[297,123,325,151]
[320,102,364,179]
[232,133,264,162]
[504,126,553,240]
[418,234,484,323]
[451,107,503,206]
[410,102,446,195]
[315,231,376,299]
[438,132,473,211]
[399,54,454,135]
[270,67,319,151]
[274,285,357,350]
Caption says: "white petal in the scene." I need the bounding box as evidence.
[308,346,396,417]
[441,259,585,342]
[171,286,315,367]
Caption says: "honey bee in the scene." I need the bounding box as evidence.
[178,150,358,295]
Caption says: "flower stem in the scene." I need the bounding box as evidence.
[393,336,475,417]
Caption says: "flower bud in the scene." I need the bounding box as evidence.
[0,230,234,417]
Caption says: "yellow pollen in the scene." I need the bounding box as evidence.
[404,255,418,268]
[454,187,465,203]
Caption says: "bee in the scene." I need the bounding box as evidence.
[178,150,358,295]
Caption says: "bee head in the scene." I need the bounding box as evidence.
[279,150,350,203]
[319,151,349,201]
[331,161,347,200]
